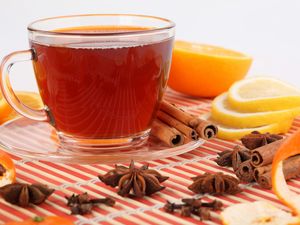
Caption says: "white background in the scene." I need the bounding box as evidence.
[0,0,300,92]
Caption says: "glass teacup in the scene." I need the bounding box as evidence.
[0,14,175,150]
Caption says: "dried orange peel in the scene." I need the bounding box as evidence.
[0,148,16,187]
[4,216,74,225]
[272,129,300,217]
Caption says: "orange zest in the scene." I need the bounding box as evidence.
[5,216,74,225]
[0,148,16,187]
[168,40,252,97]
[272,129,300,216]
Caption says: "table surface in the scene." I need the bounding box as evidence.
[1,1,300,224]
[0,89,299,225]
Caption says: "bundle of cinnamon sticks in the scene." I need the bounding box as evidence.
[151,101,218,147]
[234,132,300,189]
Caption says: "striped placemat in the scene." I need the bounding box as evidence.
[1,89,300,225]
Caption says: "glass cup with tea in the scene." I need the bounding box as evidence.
[0,14,175,150]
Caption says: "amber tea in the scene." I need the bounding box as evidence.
[31,26,173,139]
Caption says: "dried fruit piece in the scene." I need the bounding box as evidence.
[221,201,299,225]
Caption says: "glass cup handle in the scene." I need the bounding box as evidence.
[0,49,48,122]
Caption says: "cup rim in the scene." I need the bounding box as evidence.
[27,14,176,36]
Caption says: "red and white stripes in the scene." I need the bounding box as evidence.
[0,90,299,225]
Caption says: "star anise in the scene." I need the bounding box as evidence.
[0,183,54,207]
[215,145,251,171]
[188,172,241,195]
[65,192,115,215]
[0,164,6,176]
[241,131,283,150]
[98,160,169,198]
[164,197,223,221]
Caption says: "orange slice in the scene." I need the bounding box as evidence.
[0,91,43,124]
[0,148,16,187]
[221,201,299,225]
[168,40,252,97]
[272,129,300,216]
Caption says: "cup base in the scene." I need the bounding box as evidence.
[57,129,150,151]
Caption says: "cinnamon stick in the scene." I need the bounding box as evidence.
[194,119,218,140]
[256,155,300,189]
[151,120,184,147]
[183,135,192,144]
[254,164,272,182]
[235,160,255,183]
[159,101,218,139]
[160,101,197,126]
[156,110,198,140]
[251,139,284,167]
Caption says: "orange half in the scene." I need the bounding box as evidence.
[168,40,252,97]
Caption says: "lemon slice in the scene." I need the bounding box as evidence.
[211,93,300,128]
[228,77,300,112]
[221,201,299,225]
[202,113,292,140]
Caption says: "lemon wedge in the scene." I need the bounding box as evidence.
[202,113,292,140]
[221,201,299,225]
[228,77,300,112]
[212,93,300,128]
